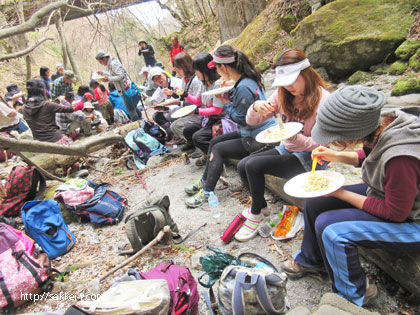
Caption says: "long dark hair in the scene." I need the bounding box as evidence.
[26,80,46,102]
[214,45,264,90]
[77,85,90,97]
[89,80,106,92]
[276,48,329,120]
[192,53,220,86]
[174,52,195,78]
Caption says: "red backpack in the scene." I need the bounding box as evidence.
[140,261,199,315]
[0,166,46,217]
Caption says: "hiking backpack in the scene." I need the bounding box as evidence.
[0,223,52,313]
[21,199,76,259]
[124,128,168,170]
[64,181,126,225]
[124,195,179,253]
[140,261,199,315]
[0,165,46,217]
[141,119,169,144]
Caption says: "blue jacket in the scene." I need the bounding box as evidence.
[224,77,276,138]
[109,90,129,115]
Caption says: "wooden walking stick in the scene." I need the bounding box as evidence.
[99,225,175,282]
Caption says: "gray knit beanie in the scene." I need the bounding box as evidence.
[311,85,386,144]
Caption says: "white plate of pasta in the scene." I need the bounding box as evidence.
[284,170,345,198]
[255,122,303,144]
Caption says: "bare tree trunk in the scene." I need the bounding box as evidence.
[207,0,216,17]
[56,11,82,83]
[155,0,189,27]
[176,0,192,21]
[193,0,208,22]
[55,15,69,69]
[15,1,32,80]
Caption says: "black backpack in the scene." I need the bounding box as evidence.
[124,195,179,253]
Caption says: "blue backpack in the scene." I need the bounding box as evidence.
[125,128,168,169]
[64,181,126,225]
[21,199,76,259]
[122,82,141,110]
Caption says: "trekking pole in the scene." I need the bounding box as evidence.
[99,226,175,281]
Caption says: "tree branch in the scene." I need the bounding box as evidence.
[0,1,93,40]
[0,38,53,61]
[0,134,123,157]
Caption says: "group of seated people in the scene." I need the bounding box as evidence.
[0,62,142,145]
[143,44,420,308]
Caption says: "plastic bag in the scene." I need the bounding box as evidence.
[198,246,251,288]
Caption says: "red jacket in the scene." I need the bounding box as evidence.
[170,43,185,65]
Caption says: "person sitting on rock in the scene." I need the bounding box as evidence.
[280,85,420,307]
[149,67,184,143]
[139,66,158,97]
[234,49,331,242]
[50,70,74,102]
[184,45,276,208]
[180,52,235,164]
[90,80,114,127]
[168,52,204,150]
[56,91,92,139]
[5,83,25,111]
[82,102,103,131]
[23,80,73,144]
[108,83,130,125]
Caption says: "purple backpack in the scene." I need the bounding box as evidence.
[140,261,199,315]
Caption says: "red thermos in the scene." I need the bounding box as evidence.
[220,212,247,243]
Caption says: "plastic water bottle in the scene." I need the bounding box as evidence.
[208,192,221,218]
[258,210,283,238]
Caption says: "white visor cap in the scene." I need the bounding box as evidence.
[272,58,311,87]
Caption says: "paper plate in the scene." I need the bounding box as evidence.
[201,86,234,97]
[255,122,303,144]
[11,92,25,99]
[158,98,180,106]
[284,170,345,198]
[171,105,196,119]
[153,105,169,112]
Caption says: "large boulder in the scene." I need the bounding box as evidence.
[291,0,415,79]
[217,0,266,43]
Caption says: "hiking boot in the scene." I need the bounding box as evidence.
[185,189,208,208]
[185,178,203,195]
[363,279,378,306]
[235,209,263,242]
[191,150,202,159]
[195,155,207,166]
[280,258,325,279]
[181,142,194,151]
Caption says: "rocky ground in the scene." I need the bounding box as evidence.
[17,145,420,315]
[11,72,420,314]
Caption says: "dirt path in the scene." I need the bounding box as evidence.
[18,148,406,314]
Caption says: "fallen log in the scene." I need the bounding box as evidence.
[0,122,139,157]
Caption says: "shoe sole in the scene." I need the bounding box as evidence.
[235,231,258,242]
[282,266,325,280]
[185,189,199,195]
[185,201,205,208]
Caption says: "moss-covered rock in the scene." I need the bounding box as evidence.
[389,60,409,75]
[234,0,290,66]
[370,63,390,75]
[409,48,420,72]
[256,60,270,72]
[347,71,374,84]
[291,0,415,79]
[280,15,298,34]
[395,39,420,61]
[391,75,420,96]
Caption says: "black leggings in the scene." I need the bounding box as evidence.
[237,148,305,214]
[202,131,266,192]
[183,121,212,154]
